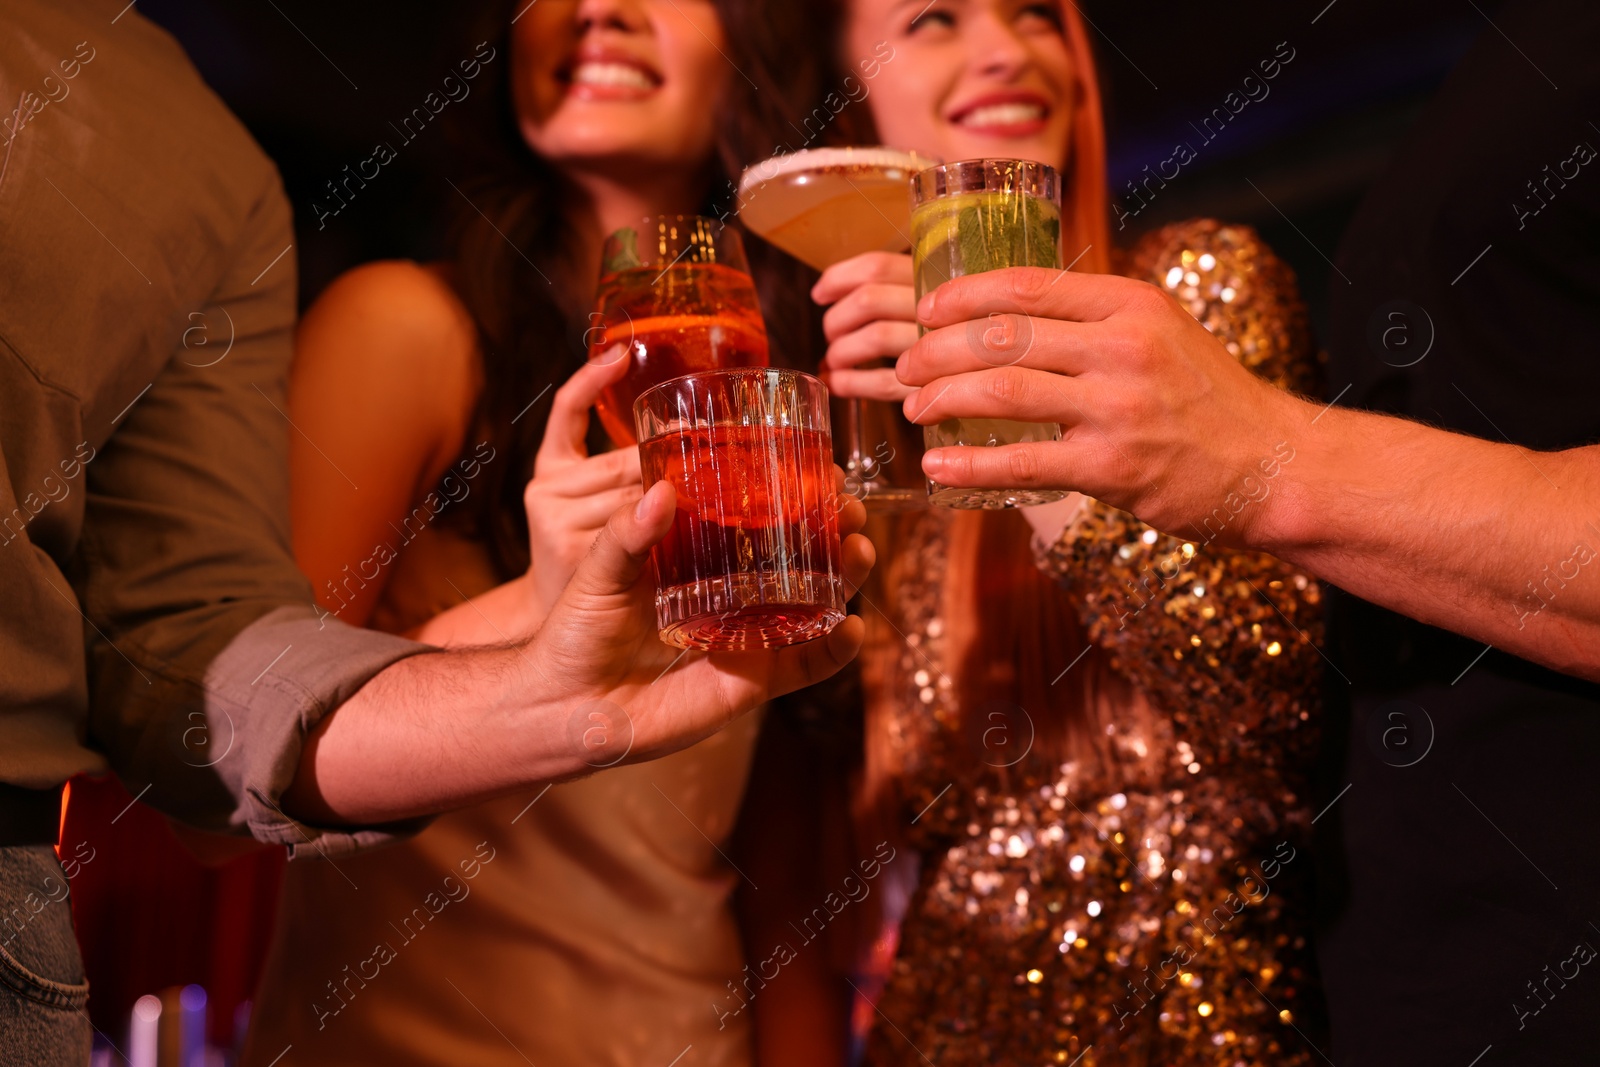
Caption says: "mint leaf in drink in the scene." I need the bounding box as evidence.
[956,203,990,277]
[602,227,643,274]
[1011,198,1061,269]
[1006,204,1030,269]
[948,192,1062,272]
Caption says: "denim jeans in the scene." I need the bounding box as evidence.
[0,845,90,1066]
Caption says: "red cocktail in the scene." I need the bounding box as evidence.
[590,218,769,446]
[635,369,845,651]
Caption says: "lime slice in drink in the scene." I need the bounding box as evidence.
[911,199,964,268]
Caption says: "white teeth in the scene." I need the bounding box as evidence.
[572,62,655,90]
[958,103,1044,128]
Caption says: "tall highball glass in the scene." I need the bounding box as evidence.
[910,159,1070,509]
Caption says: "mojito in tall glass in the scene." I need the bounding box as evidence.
[910,159,1069,509]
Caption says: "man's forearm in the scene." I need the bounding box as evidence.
[1254,397,1600,680]
[281,641,582,825]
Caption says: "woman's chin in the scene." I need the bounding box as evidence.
[525,128,698,175]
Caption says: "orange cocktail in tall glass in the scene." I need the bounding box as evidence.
[590,216,769,447]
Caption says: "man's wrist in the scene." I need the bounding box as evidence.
[276,620,605,827]
[1239,390,1337,557]
[500,629,620,782]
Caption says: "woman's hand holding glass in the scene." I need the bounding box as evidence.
[524,349,642,614]
[813,251,919,403]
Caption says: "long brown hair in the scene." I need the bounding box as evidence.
[717,0,1117,820]
[443,2,734,578]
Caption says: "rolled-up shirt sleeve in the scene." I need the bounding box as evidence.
[77,167,433,858]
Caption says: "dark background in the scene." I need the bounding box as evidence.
[137,0,1490,340]
[87,0,1500,1051]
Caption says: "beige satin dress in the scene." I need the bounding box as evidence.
[241,518,761,1066]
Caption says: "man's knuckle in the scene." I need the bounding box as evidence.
[1129,280,1173,315]
[1104,386,1146,425]
[986,369,1026,406]
[1113,326,1155,371]
[1008,447,1041,485]
[1004,268,1048,305]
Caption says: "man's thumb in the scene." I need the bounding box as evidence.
[570,480,675,599]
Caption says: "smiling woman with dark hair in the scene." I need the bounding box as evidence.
[238,2,768,1064]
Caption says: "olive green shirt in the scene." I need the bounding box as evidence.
[0,0,427,855]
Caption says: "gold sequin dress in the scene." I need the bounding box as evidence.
[863,220,1327,1067]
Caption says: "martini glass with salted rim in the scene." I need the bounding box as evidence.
[738,146,935,510]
